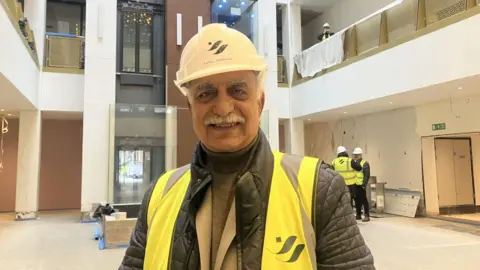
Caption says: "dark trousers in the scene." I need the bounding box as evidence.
[354,185,370,216]
[347,185,356,208]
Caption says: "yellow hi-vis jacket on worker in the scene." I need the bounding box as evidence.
[144,151,318,269]
[332,157,356,185]
[355,160,366,186]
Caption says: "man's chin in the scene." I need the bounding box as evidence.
[206,138,244,153]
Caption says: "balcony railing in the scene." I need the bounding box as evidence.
[1,0,39,65]
[44,33,84,72]
[293,0,480,86]
[277,55,288,86]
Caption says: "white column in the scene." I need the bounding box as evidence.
[282,4,302,85]
[284,119,305,155]
[15,111,41,220]
[24,0,47,66]
[165,107,177,171]
[81,0,117,220]
[257,0,279,151]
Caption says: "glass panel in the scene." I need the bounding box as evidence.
[386,0,419,42]
[355,13,382,55]
[122,11,137,72]
[46,2,82,35]
[138,12,153,73]
[110,104,177,204]
[211,0,258,44]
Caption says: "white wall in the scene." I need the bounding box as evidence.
[258,0,280,151]
[276,86,291,119]
[305,107,423,191]
[24,0,47,66]
[0,4,40,108]
[81,0,117,213]
[293,12,480,118]
[301,0,395,49]
[305,95,480,215]
[40,72,84,112]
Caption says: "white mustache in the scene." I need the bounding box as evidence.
[204,114,246,125]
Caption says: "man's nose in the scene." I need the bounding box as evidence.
[212,88,234,116]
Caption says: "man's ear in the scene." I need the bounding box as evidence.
[258,91,265,114]
[186,96,192,112]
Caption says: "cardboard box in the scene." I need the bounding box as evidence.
[101,215,137,249]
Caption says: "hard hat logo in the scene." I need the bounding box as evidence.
[208,40,229,55]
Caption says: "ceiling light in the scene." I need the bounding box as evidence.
[458,86,463,90]
[307,118,311,121]
[389,101,393,104]
[0,109,3,112]
[7,113,11,116]
[343,112,348,114]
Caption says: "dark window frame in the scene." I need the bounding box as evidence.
[46,0,86,36]
[119,5,154,74]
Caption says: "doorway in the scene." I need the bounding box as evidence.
[435,138,475,211]
[114,142,165,204]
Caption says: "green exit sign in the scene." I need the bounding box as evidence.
[432,123,446,131]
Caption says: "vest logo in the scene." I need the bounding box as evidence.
[269,236,305,263]
[207,40,228,55]
[338,159,345,164]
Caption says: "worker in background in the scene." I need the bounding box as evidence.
[332,146,362,208]
[353,147,371,222]
[317,22,335,42]
[120,24,374,269]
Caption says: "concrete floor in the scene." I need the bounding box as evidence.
[0,214,479,269]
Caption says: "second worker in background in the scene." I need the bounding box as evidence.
[353,147,371,222]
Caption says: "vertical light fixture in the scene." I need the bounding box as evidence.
[176,13,182,45]
[97,3,104,39]
[198,16,203,33]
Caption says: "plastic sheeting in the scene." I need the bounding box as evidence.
[294,31,346,78]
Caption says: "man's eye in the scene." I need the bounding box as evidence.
[197,91,213,100]
[232,88,247,97]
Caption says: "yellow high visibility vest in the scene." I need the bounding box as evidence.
[355,160,366,186]
[144,151,319,269]
[332,157,356,185]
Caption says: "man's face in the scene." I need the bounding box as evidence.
[353,154,362,161]
[324,27,330,33]
[186,70,264,152]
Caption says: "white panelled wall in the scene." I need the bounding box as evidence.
[81,0,117,218]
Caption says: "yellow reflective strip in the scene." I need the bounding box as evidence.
[297,156,318,222]
[145,170,191,270]
[147,169,176,228]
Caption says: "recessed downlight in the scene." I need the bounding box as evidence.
[389,101,393,104]
[7,113,12,116]
[343,112,348,114]
[0,109,4,112]
[307,118,311,121]
[458,86,463,90]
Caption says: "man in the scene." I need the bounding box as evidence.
[120,24,374,270]
[317,22,334,42]
[353,147,371,222]
[332,146,363,208]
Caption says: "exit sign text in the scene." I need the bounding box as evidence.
[432,123,446,131]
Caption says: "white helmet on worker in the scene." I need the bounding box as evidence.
[353,147,363,155]
[336,146,347,154]
[323,22,330,28]
[175,23,267,96]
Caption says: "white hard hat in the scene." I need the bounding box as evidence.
[353,147,363,154]
[175,23,267,96]
[336,146,347,154]
[323,23,330,28]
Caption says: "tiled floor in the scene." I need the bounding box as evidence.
[0,213,480,269]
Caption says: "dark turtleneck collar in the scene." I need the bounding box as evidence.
[198,135,259,174]
[338,152,349,158]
